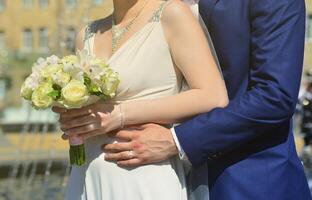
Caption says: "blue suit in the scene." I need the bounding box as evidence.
[175,0,311,199]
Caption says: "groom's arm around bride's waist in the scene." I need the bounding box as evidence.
[174,0,306,166]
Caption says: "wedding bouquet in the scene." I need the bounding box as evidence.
[20,50,120,165]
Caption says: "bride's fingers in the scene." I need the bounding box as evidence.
[117,158,142,168]
[65,123,101,136]
[62,130,101,141]
[61,134,69,140]
[52,106,67,114]
[79,129,104,140]
[60,114,98,130]
[61,107,93,120]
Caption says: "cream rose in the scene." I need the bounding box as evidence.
[20,82,33,100]
[20,74,40,100]
[62,55,78,65]
[61,79,89,108]
[100,69,120,98]
[52,71,71,87]
[31,82,54,109]
[41,64,62,78]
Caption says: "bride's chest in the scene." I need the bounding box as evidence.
[108,30,182,100]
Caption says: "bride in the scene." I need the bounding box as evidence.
[54,0,228,199]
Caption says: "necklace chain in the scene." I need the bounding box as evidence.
[111,0,149,54]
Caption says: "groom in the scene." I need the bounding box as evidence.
[103,0,311,199]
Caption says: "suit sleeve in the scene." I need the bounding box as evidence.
[174,0,306,167]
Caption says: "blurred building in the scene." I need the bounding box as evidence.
[0,0,113,129]
[306,1,312,71]
[0,0,113,55]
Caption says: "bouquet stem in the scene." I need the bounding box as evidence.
[68,136,85,166]
[69,144,86,166]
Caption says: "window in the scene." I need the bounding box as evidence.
[0,78,6,100]
[22,28,33,51]
[39,0,49,8]
[0,77,11,101]
[65,27,76,52]
[0,31,5,49]
[22,0,33,9]
[65,0,76,8]
[39,27,48,50]
[307,15,312,41]
[93,0,103,6]
[0,0,5,12]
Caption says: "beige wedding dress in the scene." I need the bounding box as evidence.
[65,2,196,199]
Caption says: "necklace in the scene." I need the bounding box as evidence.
[111,0,149,53]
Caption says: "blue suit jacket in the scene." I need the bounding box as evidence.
[175,0,311,199]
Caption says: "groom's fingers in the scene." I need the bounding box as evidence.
[117,159,142,167]
[104,151,135,161]
[102,142,132,152]
[107,129,137,140]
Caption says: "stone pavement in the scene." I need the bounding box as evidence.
[0,132,70,200]
[0,132,68,165]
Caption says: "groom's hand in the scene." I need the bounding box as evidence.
[102,123,178,167]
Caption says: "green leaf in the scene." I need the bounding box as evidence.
[83,74,103,95]
[89,84,100,93]
[46,84,62,100]
[52,84,62,91]
[83,73,91,86]
[47,90,61,100]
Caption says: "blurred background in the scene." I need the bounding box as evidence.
[0,0,311,200]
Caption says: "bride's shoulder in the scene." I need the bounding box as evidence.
[161,0,197,27]
[75,16,112,50]
[161,0,198,35]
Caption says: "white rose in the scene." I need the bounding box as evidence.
[20,82,33,100]
[31,82,54,109]
[52,71,71,87]
[41,64,62,78]
[46,55,60,65]
[61,79,89,108]
[100,69,120,98]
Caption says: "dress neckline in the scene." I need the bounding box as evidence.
[105,23,154,63]
[85,1,168,63]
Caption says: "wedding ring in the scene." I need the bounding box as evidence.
[127,150,135,158]
[88,123,96,130]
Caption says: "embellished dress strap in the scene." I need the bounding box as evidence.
[83,21,98,55]
[148,1,171,22]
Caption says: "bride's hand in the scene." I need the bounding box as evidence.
[52,102,123,140]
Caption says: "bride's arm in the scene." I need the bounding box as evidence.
[54,1,228,137]
[122,1,228,125]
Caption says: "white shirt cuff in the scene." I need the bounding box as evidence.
[170,127,189,161]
